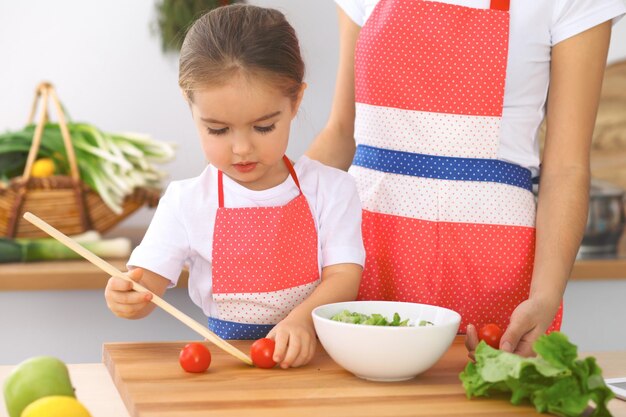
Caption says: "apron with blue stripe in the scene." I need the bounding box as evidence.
[350,0,562,332]
[209,156,321,339]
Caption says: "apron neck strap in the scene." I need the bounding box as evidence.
[282,155,301,190]
[490,0,510,11]
[217,155,301,208]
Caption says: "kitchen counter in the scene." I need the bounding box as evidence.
[1,339,624,416]
[6,337,624,417]
[101,338,626,417]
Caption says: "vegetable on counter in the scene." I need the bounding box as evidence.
[460,331,614,417]
[330,310,433,327]
[0,122,176,214]
[0,231,131,263]
[478,323,503,349]
[3,356,76,417]
[179,342,212,373]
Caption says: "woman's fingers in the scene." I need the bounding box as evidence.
[465,324,479,361]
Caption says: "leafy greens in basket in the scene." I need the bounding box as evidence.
[460,331,614,417]
[330,310,434,327]
[0,123,175,214]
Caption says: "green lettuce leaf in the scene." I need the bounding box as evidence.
[459,332,614,417]
[329,310,410,326]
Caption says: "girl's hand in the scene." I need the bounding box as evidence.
[104,268,153,319]
[267,316,316,369]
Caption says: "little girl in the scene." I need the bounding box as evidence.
[104,5,365,369]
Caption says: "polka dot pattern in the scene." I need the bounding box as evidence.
[207,317,274,340]
[213,282,320,325]
[355,0,509,116]
[355,103,501,159]
[213,195,319,293]
[350,165,536,227]
[358,210,562,332]
[350,0,562,333]
[211,167,320,338]
[353,145,533,191]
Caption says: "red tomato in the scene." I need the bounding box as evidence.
[478,324,503,349]
[179,342,211,373]
[250,338,277,369]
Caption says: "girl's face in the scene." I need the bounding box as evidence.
[189,74,304,191]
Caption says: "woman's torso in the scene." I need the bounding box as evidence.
[337,0,625,174]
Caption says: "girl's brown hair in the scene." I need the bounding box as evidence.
[179,4,305,102]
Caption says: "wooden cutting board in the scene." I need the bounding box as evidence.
[102,338,626,417]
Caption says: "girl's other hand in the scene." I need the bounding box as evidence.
[267,316,316,368]
[104,268,153,319]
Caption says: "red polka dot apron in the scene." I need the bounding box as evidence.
[350,0,562,333]
[209,156,321,339]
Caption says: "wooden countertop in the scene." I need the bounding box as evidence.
[101,338,626,417]
[1,231,624,291]
[1,339,623,417]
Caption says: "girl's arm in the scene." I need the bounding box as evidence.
[269,263,362,368]
[497,20,612,356]
[305,7,360,170]
[104,267,171,319]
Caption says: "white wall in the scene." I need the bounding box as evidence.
[609,17,626,63]
[0,0,339,229]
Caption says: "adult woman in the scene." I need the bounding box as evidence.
[307,0,626,356]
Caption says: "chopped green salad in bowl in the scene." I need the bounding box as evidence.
[330,310,434,327]
[312,301,460,381]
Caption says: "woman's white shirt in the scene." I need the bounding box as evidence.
[335,0,626,175]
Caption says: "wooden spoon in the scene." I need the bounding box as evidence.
[23,212,253,366]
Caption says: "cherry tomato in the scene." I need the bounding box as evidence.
[478,323,503,349]
[179,342,211,373]
[250,338,277,369]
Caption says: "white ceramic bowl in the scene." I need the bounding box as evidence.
[312,301,461,382]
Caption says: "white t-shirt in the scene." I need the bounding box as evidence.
[128,155,365,317]
[336,0,626,175]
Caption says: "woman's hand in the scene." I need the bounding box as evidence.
[498,295,560,356]
[465,294,561,359]
[267,314,317,369]
[104,267,169,319]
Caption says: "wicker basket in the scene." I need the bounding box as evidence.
[0,82,160,238]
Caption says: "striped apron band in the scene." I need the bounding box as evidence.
[352,144,533,191]
[208,317,275,340]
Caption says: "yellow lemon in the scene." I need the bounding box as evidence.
[20,395,92,417]
[30,158,55,178]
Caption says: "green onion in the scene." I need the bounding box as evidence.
[0,121,176,214]
[0,232,131,263]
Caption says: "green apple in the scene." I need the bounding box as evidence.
[3,356,75,417]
